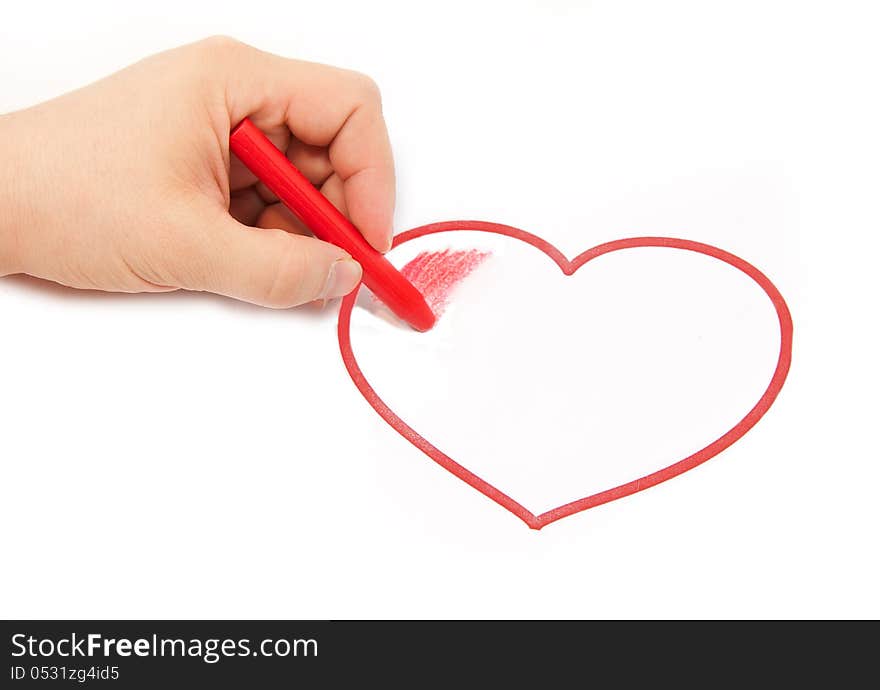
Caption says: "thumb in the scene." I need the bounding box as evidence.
[178,214,363,308]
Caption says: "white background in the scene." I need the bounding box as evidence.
[352,232,784,515]
[1,1,878,618]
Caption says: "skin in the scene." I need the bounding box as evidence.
[0,37,397,306]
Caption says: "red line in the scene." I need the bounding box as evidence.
[338,222,793,529]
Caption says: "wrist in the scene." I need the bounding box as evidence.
[0,113,27,276]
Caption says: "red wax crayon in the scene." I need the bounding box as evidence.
[230,118,435,331]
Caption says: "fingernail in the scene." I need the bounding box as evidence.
[382,233,394,253]
[321,259,363,299]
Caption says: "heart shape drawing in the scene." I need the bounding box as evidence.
[338,221,793,529]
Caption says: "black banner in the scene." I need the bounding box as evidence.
[1,620,872,686]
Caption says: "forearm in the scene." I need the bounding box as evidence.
[0,112,27,277]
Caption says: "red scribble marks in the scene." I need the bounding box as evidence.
[399,249,491,317]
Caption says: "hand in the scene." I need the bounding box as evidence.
[0,37,396,306]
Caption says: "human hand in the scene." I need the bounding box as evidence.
[0,37,396,306]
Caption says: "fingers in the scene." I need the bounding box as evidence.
[287,139,333,186]
[327,98,395,252]
[319,173,349,218]
[176,211,362,308]
[255,203,311,237]
[229,188,264,226]
[219,38,395,252]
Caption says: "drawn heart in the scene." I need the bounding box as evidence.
[337,221,793,529]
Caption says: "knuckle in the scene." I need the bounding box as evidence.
[197,35,244,59]
[263,238,310,308]
[347,71,382,104]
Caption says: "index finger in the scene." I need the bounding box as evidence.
[223,40,395,252]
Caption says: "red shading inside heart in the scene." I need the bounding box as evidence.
[399,248,491,317]
[338,221,793,529]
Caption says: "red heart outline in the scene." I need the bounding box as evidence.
[338,221,793,529]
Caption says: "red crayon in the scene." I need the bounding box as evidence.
[229,118,435,332]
